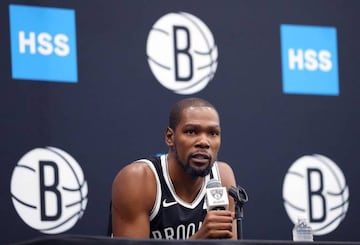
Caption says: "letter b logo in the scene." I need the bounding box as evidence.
[10,147,88,234]
[39,161,62,221]
[282,154,349,235]
[147,12,218,95]
[173,26,193,81]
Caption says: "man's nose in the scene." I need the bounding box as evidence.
[195,134,210,148]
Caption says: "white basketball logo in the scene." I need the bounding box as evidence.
[282,154,349,235]
[146,12,218,95]
[10,147,88,234]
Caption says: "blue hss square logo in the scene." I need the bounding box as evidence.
[280,24,339,96]
[9,4,77,83]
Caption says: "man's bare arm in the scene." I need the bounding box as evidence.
[111,162,156,238]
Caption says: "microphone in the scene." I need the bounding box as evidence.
[205,179,229,211]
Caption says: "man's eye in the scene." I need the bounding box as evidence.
[210,131,220,136]
[186,130,196,135]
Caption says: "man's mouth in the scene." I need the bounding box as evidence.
[191,153,210,164]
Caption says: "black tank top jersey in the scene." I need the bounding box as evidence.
[138,154,221,240]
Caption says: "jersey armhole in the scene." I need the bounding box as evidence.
[137,159,162,221]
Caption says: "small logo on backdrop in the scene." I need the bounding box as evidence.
[146,12,218,95]
[280,24,339,95]
[10,147,88,234]
[282,154,349,235]
[9,4,78,83]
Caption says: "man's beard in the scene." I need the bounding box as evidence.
[175,150,212,177]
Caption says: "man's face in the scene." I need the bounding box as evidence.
[167,106,221,177]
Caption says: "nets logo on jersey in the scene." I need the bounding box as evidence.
[282,154,349,236]
[280,24,339,95]
[9,4,78,83]
[146,12,218,95]
[10,147,88,234]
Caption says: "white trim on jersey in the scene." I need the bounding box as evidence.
[137,159,162,221]
[143,154,221,221]
[162,154,211,209]
[211,160,221,181]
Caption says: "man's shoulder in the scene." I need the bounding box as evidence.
[216,161,233,171]
[113,158,159,187]
[216,161,236,187]
[111,158,158,224]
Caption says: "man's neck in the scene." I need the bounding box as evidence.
[166,154,205,203]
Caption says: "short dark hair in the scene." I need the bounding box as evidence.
[168,97,217,130]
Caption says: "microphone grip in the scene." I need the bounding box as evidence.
[206,186,229,211]
[211,207,226,211]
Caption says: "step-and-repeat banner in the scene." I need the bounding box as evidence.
[1,0,359,243]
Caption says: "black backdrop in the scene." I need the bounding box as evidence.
[1,0,359,243]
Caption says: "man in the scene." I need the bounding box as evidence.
[111,97,237,239]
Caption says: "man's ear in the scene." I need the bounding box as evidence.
[165,127,174,146]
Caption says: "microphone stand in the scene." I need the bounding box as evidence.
[229,185,248,240]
